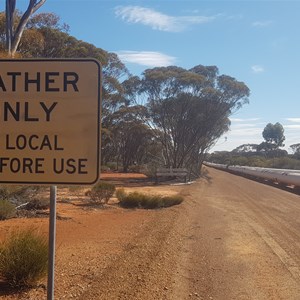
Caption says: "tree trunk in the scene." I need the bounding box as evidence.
[5,0,46,57]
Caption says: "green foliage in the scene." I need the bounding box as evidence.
[290,143,300,159]
[0,228,48,288]
[270,157,300,169]
[208,152,300,170]
[86,181,116,204]
[0,200,16,220]
[117,191,183,209]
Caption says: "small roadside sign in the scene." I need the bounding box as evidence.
[0,59,101,185]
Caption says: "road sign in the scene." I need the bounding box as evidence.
[0,59,101,184]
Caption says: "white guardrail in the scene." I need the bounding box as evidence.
[204,162,300,187]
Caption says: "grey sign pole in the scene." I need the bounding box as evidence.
[47,185,57,300]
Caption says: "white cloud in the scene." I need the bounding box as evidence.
[116,51,176,67]
[114,6,215,32]
[225,14,243,21]
[229,120,263,137]
[284,124,300,129]
[251,65,265,73]
[252,20,273,27]
[285,118,300,123]
[229,127,263,137]
[230,118,260,122]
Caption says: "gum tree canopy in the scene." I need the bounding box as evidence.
[139,65,250,177]
[262,122,285,149]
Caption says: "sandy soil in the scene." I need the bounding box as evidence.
[1,168,300,300]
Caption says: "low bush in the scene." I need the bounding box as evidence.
[106,162,118,171]
[117,191,183,209]
[0,186,10,200]
[115,188,126,202]
[86,181,116,204]
[141,163,158,178]
[0,228,48,288]
[127,165,141,173]
[68,185,84,198]
[100,165,111,172]
[0,185,42,205]
[0,200,16,220]
[161,195,185,207]
[24,198,50,210]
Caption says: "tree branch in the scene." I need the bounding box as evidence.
[5,0,16,55]
[10,0,46,56]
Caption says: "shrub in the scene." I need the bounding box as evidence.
[100,165,111,172]
[86,181,116,204]
[115,188,126,202]
[24,198,50,210]
[0,186,10,200]
[118,191,148,208]
[117,191,183,209]
[106,162,118,171]
[127,165,141,173]
[0,228,48,288]
[142,163,159,178]
[0,200,16,220]
[161,195,184,207]
[0,185,42,206]
[68,185,84,198]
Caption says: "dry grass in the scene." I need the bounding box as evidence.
[0,228,48,288]
[117,189,183,209]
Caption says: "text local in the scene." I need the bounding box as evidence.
[0,71,79,92]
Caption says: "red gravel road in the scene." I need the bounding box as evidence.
[1,167,300,299]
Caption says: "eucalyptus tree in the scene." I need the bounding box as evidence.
[103,105,154,172]
[290,143,300,159]
[262,122,285,149]
[232,144,259,154]
[139,65,250,176]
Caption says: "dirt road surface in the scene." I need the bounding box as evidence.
[1,167,300,299]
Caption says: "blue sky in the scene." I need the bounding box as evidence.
[3,0,300,152]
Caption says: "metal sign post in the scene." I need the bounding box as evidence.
[47,185,57,300]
